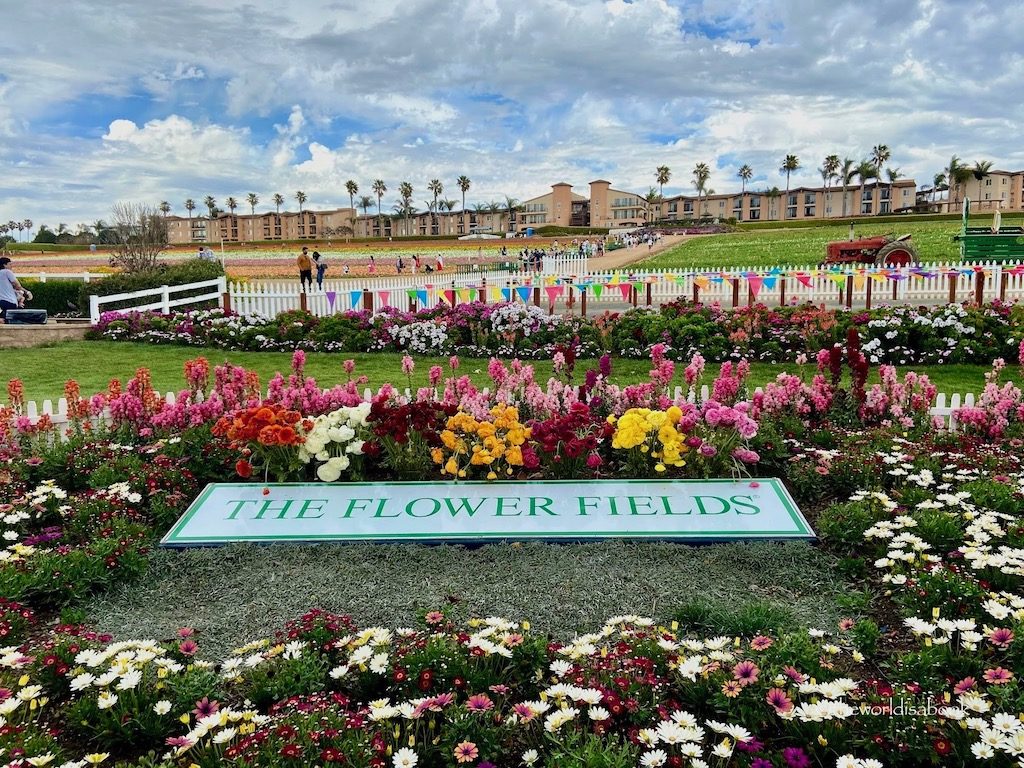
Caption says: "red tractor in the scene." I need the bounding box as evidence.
[823,232,918,267]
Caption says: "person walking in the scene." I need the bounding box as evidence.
[312,251,328,289]
[0,257,30,323]
[297,246,313,290]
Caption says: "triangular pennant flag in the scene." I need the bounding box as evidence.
[490,286,503,302]
[618,283,633,300]
[609,273,620,286]
[443,289,456,305]
[794,273,813,288]
[516,286,532,302]
[747,274,764,297]
[458,287,471,302]
[416,289,428,305]
[501,287,512,301]
[631,281,643,292]
[377,290,390,306]
[424,283,434,291]
[592,283,604,298]
[545,275,556,286]
[326,291,337,310]
[853,274,866,290]
[710,276,724,284]
[828,274,846,287]
[349,290,363,308]
[694,276,711,290]
[762,276,777,291]
[406,288,418,299]
[871,272,887,283]
[544,286,561,303]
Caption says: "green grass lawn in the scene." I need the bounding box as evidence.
[13,341,1005,403]
[643,215,1024,270]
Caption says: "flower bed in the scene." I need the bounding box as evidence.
[88,300,1024,365]
[2,344,1024,766]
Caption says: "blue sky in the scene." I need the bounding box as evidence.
[1,0,1023,227]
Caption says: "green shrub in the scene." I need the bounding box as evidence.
[80,259,224,315]
[20,279,86,316]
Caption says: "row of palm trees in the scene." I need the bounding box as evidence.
[652,147,997,220]
[160,176,526,235]
[0,219,34,243]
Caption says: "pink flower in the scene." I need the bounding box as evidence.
[343,359,356,375]
[750,635,773,651]
[766,688,793,713]
[466,693,494,711]
[429,366,443,386]
[401,355,415,376]
[983,667,1014,685]
[953,677,977,695]
[987,627,1014,648]
[178,639,199,656]
[449,355,460,371]
[732,660,760,686]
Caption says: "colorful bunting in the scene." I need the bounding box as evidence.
[349,290,362,309]
[325,291,337,310]
[416,289,428,305]
[746,274,763,297]
[516,286,532,302]
[377,290,390,306]
[618,283,633,300]
[592,283,604,299]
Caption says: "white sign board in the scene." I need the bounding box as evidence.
[161,479,812,546]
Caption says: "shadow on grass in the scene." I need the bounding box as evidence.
[86,540,856,657]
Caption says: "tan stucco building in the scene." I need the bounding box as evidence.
[946,170,1024,212]
[166,208,355,244]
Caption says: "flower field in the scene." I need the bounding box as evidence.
[3,336,1024,767]
[90,299,1024,368]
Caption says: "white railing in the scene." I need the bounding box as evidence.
[8,386,982,435]
[24,272,104,283]
[89,277,227,322]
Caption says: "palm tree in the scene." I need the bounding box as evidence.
[822,155,840,217]
[272,193,285,214]
[737,164,753,193]
[884,168,903,212]
[427,179,443,235]
[226,197,238,215]
[22,219,32,241]
[856,160,876,215]
[345,180,359,227]
[203,195,217,218]
[246,193,259,215]
[295,191,307,213]
[398,182,413,236]
[779,155,800,219]
[358,195,374,218]
[838,158,856,217]
[655,165,671,200]
[871,144,891,184]
[766,187,781,221]
[931,172,947,204]
[456,175,471,230]
[691,163,710,219]
[644,187,663,223]
[158,201,171,217]
[372,180,387,235]
[973,160,994,180]
[504,196,521,233]
[184,200,196,220]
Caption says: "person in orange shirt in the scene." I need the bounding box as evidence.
[297,246,313,290]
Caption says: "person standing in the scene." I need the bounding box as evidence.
[413,254,421,274]
[368,254,377,275]
[0,257,30,323]
[297,246,313,290]
[397,256,404,274]
[312,251,328,289]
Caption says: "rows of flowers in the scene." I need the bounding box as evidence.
[2,340,1024,765]
[88,300,1023,366]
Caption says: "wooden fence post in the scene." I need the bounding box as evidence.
[222,290,232,314]
[299,290,308,313]
[731,278,740,308]
[580,289,587,318]
[948,273,957,304]
[692,283,699,305]
[533,286,540,307]
[631,286,638,308]
[845,278,853,309]
[974,270,985,305]
[779,277,786,307]
[1000,271,1008,302]
[363,289,373,312]
[481,277,488,304]
[865,278,872,310]
[645,282,652,306]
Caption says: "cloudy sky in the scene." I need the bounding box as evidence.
[2,0,1023,228]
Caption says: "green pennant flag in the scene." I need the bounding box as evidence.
[592,283,604,298]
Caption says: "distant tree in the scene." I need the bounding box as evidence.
[158,201,171,217]
[871,144,891,185]
[779,154,800,218]
[504,196,521,233]
[766,187,781,221]
[972,159,994,180]
[295,191,307,213]
[655,165,671,201]
[644,187,663,224]
[822,154,840,217]
[109,202,168,273]
[931,172,948,204]
[358,195,374,217]
[225,197,238,215]
[372,180,387,234]
[737,164,753,194]
[856,160,877,214]
[427,179,443,235]
[839,158,856,217]
[203,196,217,218]
[273,193,285,214]
[345,180,359,228]
[691,163,710,217]
[184,199,196,220]
[246,193,259,215]
[398,182,414,235]
[33,225,58,244]
[456,175,471,213]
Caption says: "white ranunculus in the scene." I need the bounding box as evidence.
[317,464,342,482]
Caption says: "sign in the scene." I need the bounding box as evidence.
[161,479,812,547]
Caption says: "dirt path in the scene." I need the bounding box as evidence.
[587,234,692,271]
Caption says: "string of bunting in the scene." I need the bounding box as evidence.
[332,263,1022,308]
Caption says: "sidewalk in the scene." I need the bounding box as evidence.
[586,234,692,271]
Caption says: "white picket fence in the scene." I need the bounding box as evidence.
[9,386,983,435]
[24,272,104,282]
[90,277,227,322]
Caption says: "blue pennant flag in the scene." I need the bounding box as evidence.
[516,286,532,302]
[349,290,363,309]
[416,289,428,305]
[501,288,512,301]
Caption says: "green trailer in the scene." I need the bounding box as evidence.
[954,198,1024,262]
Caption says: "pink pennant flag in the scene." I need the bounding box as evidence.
[794,273,813,288]
[443,289,455,305]
[618,283,633,300]
[544,285,561,303]
[747,274,763,297]
[377,290,390,306]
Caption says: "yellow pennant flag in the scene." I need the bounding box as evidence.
[853,274,866,290]
[545,275,556,286]
[458,287,471,301]
[871,272,887,283]
[694,276,711,290]
[609,273,620,286]
[490,286,503,302]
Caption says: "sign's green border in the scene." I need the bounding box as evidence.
[160,478,812,546]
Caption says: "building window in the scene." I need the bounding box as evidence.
[985,178,992,186]
[683,202,693,213]
[879,202,890,214]
[880,188,890,200]
[749,196,760,208]
[748,209,760,220]
[612,197,637,207]
[668,202,678,214]
[719,201,724,208]
[861,201,872,214]
[862,189,873,201]
[732,198,742,209]
[804,193,815,204]
[804,206,815,217]
[786,205,796,219]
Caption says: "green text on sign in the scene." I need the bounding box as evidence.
[160,479,812,546]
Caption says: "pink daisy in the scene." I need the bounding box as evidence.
[983,667,1013,685]
[733,660,760,686]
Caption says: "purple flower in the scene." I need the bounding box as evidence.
[783,747,811,768]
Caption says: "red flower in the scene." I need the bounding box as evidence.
[279,743,303,758]
[934,738,952,756]
[235,459,253,478]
